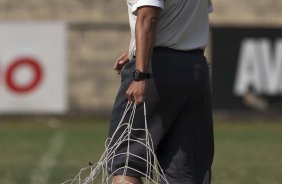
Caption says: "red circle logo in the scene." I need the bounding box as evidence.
[6,57,43,94]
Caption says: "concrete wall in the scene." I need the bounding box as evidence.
[0,0,129,115]
[0,0,281,115]
[211,0,282,26]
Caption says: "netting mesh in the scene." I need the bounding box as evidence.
[62,102,168,184]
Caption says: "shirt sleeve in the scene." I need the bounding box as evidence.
[132,0,164,15]
[208,0,214,13]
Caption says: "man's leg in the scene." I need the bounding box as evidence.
[112,176,143,184]
[151,48,214,184]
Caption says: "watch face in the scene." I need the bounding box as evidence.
[133,71,140,80]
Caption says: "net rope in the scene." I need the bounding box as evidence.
[62,102,169,184]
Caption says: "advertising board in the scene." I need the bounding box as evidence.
[0,22,67,114]
[212,27,282,112]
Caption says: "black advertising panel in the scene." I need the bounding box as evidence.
[211,27,282,112]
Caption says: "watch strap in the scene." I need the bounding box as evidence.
[133,70,151,81]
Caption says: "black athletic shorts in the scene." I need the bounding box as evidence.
[108,47,214,184]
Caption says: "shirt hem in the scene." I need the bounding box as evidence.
[132,0,164,15]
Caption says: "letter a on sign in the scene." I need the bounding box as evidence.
[234,39,263,95]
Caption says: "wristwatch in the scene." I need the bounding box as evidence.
[132,70,151,81]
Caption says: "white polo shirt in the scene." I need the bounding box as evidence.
[127,0,214,59]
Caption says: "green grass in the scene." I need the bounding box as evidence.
[0,118,282,184]
[213,121,282,184]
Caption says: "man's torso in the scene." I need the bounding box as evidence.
[127,0,213,59]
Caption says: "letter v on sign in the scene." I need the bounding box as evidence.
[260,39,282,95]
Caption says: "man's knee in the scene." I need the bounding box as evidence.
[112,175,143,184]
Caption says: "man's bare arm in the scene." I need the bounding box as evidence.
[135,6,161,72]
[125,6,161,102]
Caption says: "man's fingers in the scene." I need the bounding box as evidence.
[114,58,124,73]
[117,53,127,63]
[118,60,125,65]
[134,94,144,103]
[113,62,118,70]
[114,60,121,70]
[126,92,144,103]
[126,89,134,101]
[114,53,129,73]
[127,95,143,103]
[134,97,143,104]
[117,55,124,60]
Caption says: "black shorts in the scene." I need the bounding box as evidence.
[108,47,214,184]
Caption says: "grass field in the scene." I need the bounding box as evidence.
[0,117,282,184]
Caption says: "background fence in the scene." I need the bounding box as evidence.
[0,0,282,115]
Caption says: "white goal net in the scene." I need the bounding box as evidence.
[62,102,168,184]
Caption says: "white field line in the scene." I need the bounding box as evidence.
[30,132,65,184]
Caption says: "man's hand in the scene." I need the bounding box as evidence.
[126,80,147,103]
[114,52,129,74]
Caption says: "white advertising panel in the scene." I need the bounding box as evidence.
[0,22,67,114]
